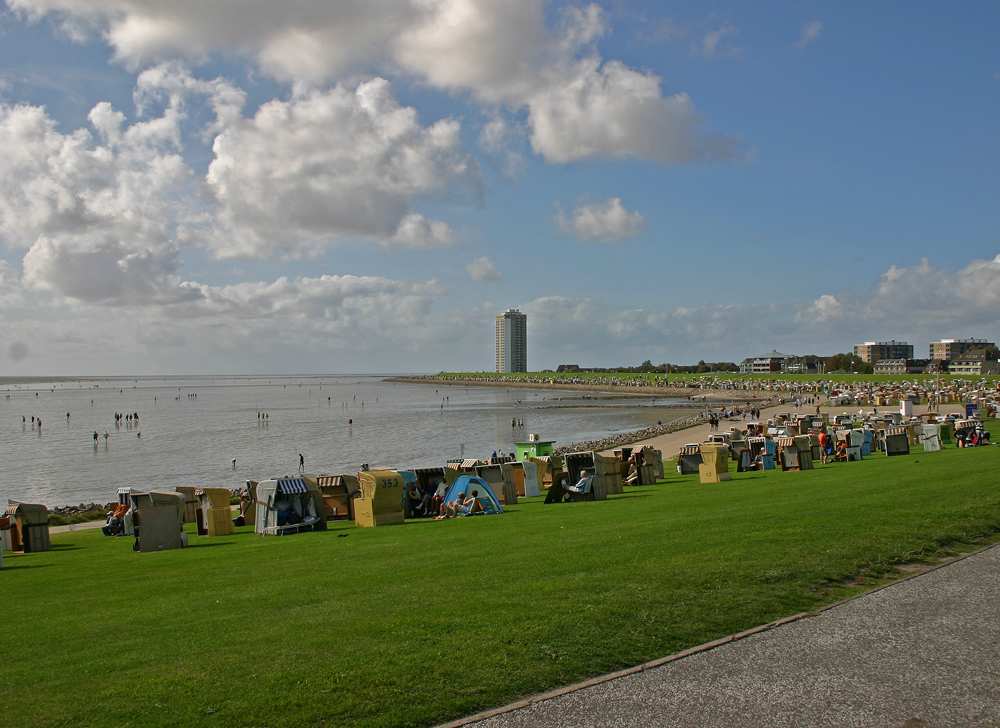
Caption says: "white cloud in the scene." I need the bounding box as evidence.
[22,235,201,305]
[395,2,742,164]
[466,256,500,281]
[477,114,528,179]
[521,255,1000,365]
[555,197,646,242]
[385,214,457,251]
[8,0,419,84]
[0,68,479,305]
[795,21,823,50]
[526,58,744,164]
[178,274,445,321]
[393,0,549,104]
[523,294,796,365]
[0,259,26,308]
[0,271,465,373]
[204,78,479,258]
[795,255,1000,334]
[10,0,743,167]
[0,90,203,305]
[3,245,1000,373]
[0,99,188,248]
[696,21,741,59]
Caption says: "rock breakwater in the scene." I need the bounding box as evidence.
[553,413,711,455]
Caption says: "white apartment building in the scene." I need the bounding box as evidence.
[495,309,527,373]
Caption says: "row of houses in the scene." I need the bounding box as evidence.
[854,338,996,363]
[739,352,826,374]
[874,349,1000,376]
[740,348,1000,376]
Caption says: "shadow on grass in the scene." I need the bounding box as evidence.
[399,518,448,527]
[185,541,236,548]
[50,543,86,551]
[0,562,54,570]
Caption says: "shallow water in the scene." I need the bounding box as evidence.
[1,375,695,506]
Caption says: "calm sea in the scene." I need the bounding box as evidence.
[1,375,694,507]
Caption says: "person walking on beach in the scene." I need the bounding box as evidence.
[298,453,305,472]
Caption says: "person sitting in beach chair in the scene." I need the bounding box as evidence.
[430,478,448,516]
[406,481,430,517]
[563,471,593,501]
[102,502,129,536]
[277,504,302,526]
[833,441,848,462]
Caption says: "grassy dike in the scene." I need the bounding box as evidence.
[3,440,1000,727]
[432,371,992,385]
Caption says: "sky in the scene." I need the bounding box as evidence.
[0,1,998,375]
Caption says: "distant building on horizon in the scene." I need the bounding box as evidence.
[929,338,995,361]
[947,349,1000,376]
[873,358,937,375]
[854,341,913,363]
[496,309,527,373]
[739,351,825,374]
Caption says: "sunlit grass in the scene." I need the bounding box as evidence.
[3,440,999,727]
[437,370,993,385]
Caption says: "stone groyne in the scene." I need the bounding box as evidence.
[47,491,242,524]
[552,413,712,455]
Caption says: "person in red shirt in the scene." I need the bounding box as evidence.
[818,431,832,464]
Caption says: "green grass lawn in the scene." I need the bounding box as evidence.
[435,371,994,386]
[3,443,1000,727]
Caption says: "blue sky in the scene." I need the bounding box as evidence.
[0,1,997,375]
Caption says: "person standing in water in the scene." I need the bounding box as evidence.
[298,453,305,472]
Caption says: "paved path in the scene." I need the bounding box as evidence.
[449,545,1000,728]
[49,519,106,534]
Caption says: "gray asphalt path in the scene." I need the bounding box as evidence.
[450,545,1000,728]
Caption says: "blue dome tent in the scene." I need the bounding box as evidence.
[441,475,504,515]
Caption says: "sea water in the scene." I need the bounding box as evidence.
[1,375,695,506]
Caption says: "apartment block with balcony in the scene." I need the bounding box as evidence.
[929,338,995,361]
[854,341,913,363]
